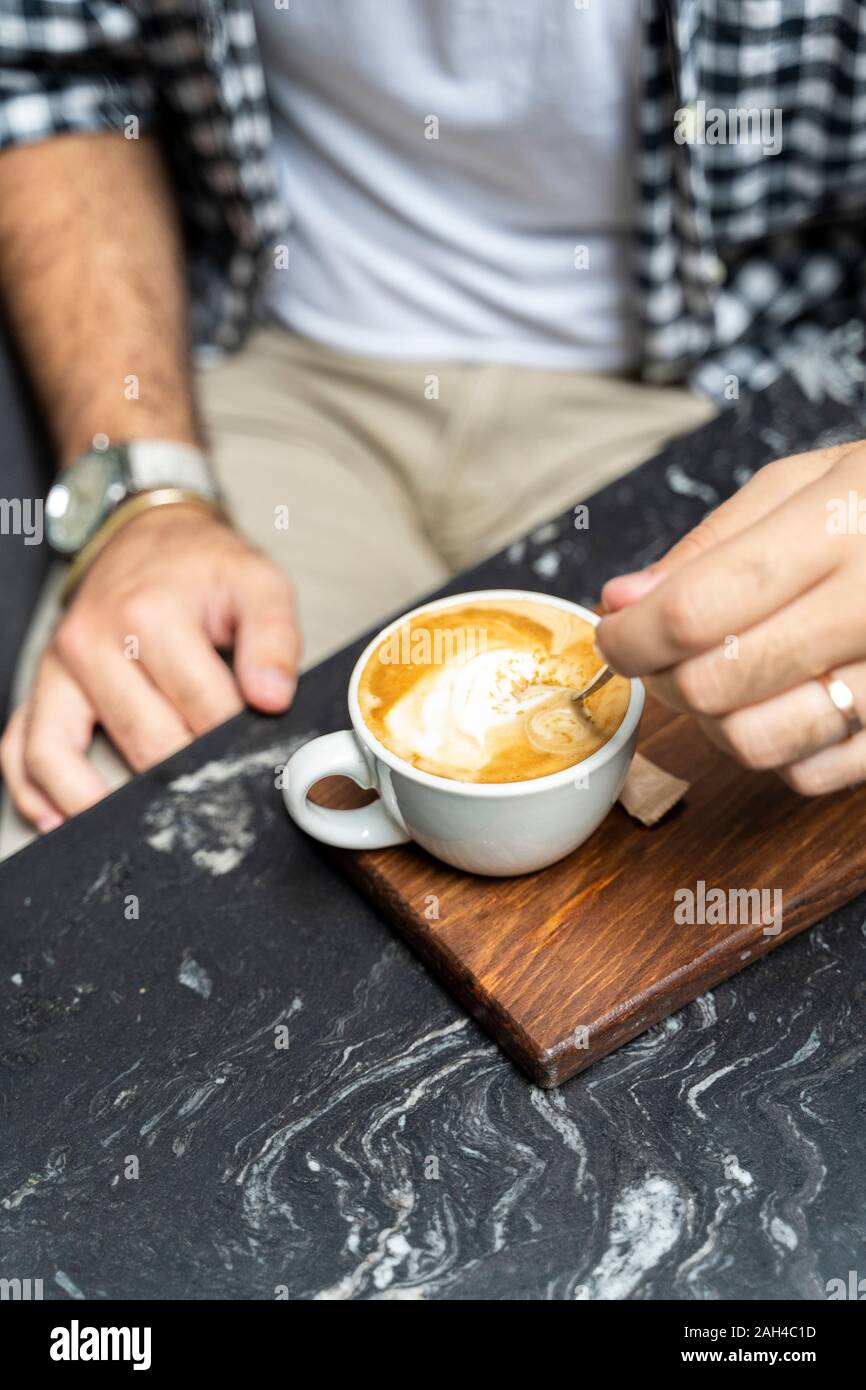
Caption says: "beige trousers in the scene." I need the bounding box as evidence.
[0,326,715,858]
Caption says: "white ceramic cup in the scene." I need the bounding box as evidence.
[283,589,645,876]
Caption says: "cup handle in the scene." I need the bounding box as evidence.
[283,730,411,850]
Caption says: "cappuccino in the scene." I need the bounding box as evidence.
[358,598,629,783]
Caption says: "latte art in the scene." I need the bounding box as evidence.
[358,599,630,783]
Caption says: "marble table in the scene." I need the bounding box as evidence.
[2,371,865,1301]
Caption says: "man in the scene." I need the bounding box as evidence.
[1,0,866,858]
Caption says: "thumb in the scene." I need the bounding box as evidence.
[601,565,667,613]
[232,564,301,712]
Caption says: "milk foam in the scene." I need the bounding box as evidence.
[384,648,558,778]
[359,599,629,783]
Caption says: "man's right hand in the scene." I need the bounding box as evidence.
[0,504,301,832]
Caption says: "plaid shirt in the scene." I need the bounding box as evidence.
[2,0,866,406]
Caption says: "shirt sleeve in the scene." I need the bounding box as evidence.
[0,0,156,151]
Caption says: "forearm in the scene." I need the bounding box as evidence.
[0,130,199,467]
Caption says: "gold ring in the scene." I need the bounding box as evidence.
[817,672,863,739]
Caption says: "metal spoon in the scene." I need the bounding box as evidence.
[570,663,614,706]
[519,664,614,709]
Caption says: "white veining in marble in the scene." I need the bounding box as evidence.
[142,737,311,875]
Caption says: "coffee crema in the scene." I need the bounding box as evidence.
[358,599,630,783]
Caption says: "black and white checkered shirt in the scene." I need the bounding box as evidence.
[2,0,866,405]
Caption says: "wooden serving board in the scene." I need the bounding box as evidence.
[313,699,866,1086]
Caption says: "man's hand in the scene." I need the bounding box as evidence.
[1,506,300,831]
[0,131,293,834]
[597,441,866,795]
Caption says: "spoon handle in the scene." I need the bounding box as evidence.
[571,664,614,704]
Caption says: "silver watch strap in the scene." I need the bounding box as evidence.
[125,440,218,499]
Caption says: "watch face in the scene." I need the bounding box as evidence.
[45,450,126,554]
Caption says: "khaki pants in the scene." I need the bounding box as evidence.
[0,326,715,858]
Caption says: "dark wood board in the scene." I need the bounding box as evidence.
[313,699,866,1086]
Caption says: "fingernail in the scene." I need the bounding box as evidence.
[251,668,297,707]
[615,566,654,586]
[37,812,63,834]
[603,568,661,608]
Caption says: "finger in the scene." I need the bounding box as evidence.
[0,701,65,832]
[645,576,866,717]
[232,565,300,712]
[72,647,193,773]
[602,448,843,611]
[779,720,866,797]
[139,620,243,735]
[693,661,866,772]
[22,654,109,817]
[596,470,841,676]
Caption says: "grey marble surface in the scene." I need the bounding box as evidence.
[2,373,865,1300]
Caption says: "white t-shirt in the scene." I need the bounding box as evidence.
[255,0,641,370]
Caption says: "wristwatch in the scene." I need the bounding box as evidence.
[45,439,222,556]
[45,440,227,602]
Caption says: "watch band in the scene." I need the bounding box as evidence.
[124,439,219,498]
[60,488,229,606]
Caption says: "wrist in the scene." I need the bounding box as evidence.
[60,489,229,606]
[58,422,202,472]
